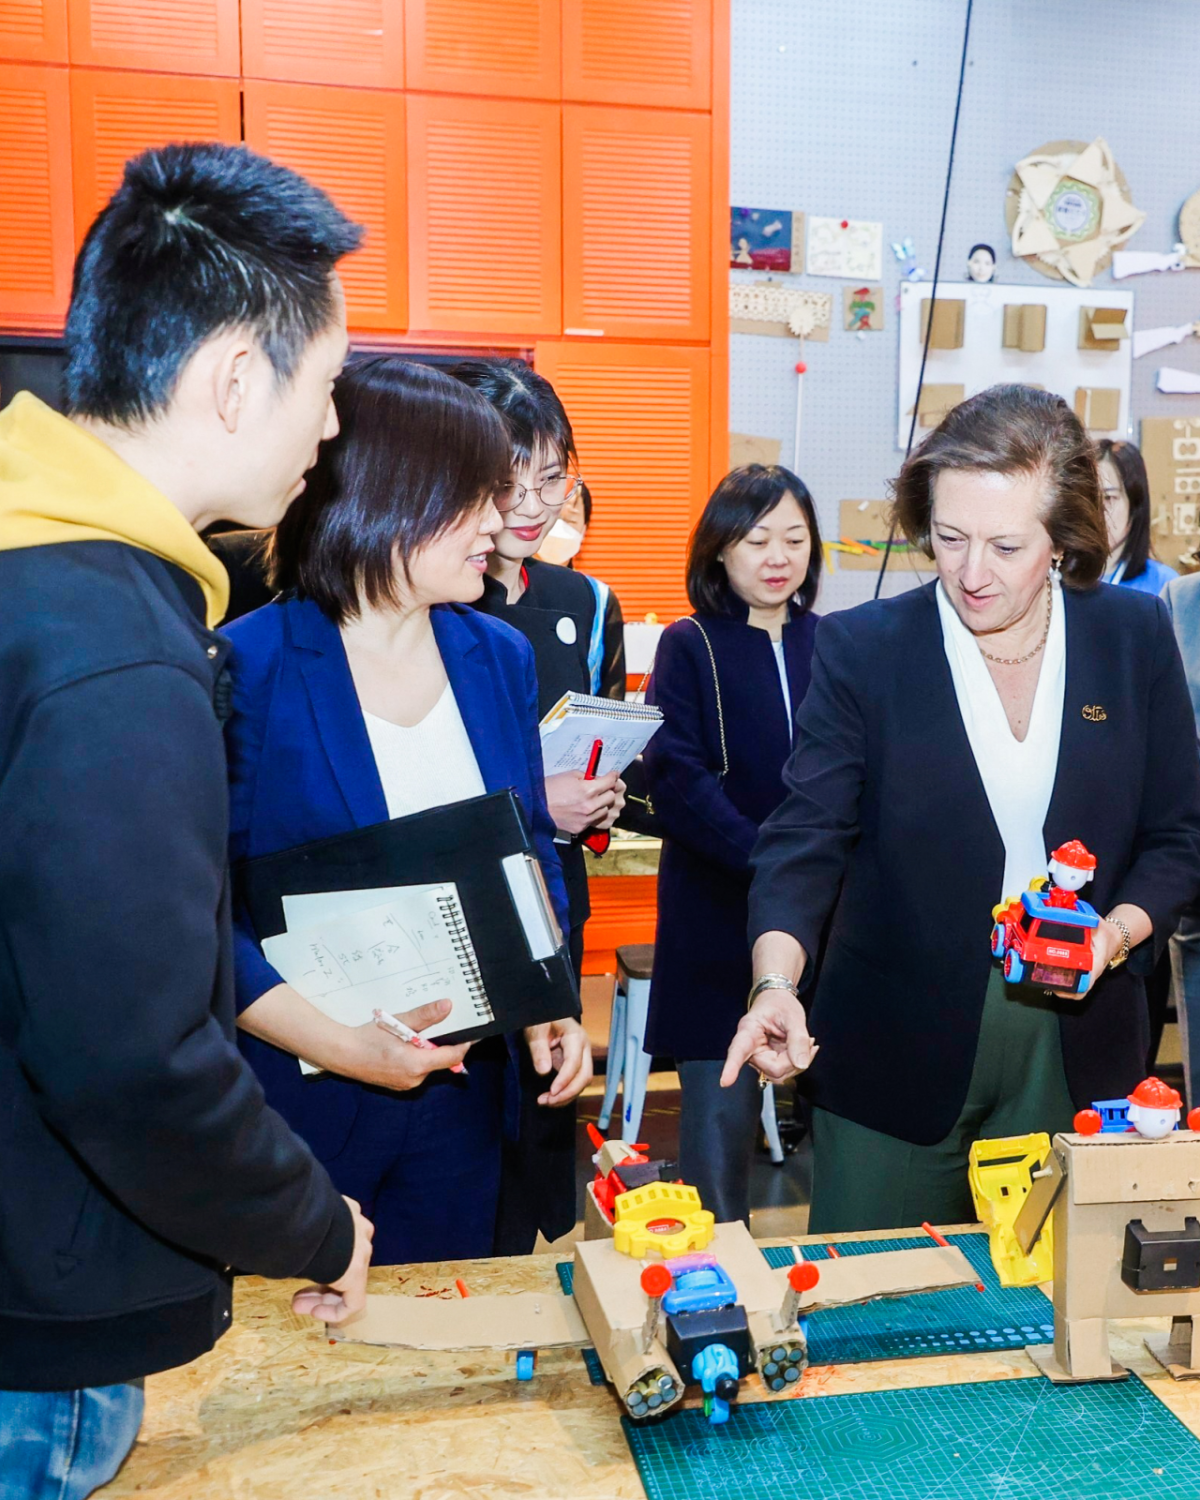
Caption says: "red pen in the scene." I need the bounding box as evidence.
[583,738,611,856]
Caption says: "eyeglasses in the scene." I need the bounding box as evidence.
[495,472,583,515]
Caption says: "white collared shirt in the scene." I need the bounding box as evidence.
[936,576,1066,903]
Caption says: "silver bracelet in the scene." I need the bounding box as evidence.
[748,973,800,1010]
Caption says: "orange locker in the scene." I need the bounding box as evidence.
[405,0,558,100]
[243,82,408,334]
[70,72,241,247]
[407,94,559,336]
[0,0,68,64]
[582,874,657,976]
[563,0,711,111]
[563,105,710,343]
[534,341,709,621]
[66,0,239,75]
[241,0,404,90]
[0,62,73,330]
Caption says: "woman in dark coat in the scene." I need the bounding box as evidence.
[726,386,1200,1234]
[643,465,823,1224]
[451,357,621,1253]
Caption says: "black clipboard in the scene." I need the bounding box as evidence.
[236,790,579,1044]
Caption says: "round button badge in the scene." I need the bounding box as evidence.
[556,616,578,645]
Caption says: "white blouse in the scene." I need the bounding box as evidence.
[936,576,1066,903]
[363,683,486,820]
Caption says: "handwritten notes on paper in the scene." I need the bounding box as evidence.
[806,217,883,280]
[263,882,488,1070]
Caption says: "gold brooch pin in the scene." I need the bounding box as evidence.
[1082,705,1107,722]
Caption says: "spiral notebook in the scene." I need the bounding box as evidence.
[538,690,663,777]
[262,882,489,1074]
[238,790,580,1052]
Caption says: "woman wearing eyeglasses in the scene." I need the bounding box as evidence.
[452,358,621,1253]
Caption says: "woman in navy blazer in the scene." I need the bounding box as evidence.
[643,466,822,1224]
[224,360,586,1266]
[727,387,1200,1234]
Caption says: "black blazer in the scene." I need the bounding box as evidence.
[644,606,818,1059]
[750,582,1200,1145]
[474,558,602,940]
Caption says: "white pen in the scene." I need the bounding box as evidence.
[372,1008,467,1076]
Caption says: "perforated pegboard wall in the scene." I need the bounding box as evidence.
[730,0,1200,613]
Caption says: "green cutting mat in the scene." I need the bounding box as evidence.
[624,1375,1200,1500]
[556,1233,1053,1368]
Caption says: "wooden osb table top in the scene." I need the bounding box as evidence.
[97,1223,1200,1499]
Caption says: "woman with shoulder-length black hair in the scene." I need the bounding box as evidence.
[451,356,619,1254]
[1096,438,1176,594]
[642,464,823,1224]
[727,385,1200,1236]
[222,357,588,1265]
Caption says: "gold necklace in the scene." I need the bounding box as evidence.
[978,581,1052,666]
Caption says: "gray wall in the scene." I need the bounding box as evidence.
[730,0,1200,611]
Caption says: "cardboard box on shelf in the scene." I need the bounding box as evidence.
[919,297,965,350]
[1073,386,1121,431]
[1078,306,1130,351]
[1002,303,1047,353]
[917,383,966,427]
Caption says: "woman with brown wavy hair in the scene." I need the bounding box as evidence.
[722,384,1200,1232]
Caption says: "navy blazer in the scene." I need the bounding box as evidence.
[223,595,570,1160]
[643,606,818,1059]
[750,581,1200,1145]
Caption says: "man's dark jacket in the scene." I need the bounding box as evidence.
[0,395,353,1391]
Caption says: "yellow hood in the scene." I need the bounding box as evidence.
[0,393,229,627]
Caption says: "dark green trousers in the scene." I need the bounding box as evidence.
[808,967,1076,1233]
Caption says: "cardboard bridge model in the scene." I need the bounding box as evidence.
[334,1134,977,1425]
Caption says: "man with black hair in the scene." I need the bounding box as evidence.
[0,143,373,1499]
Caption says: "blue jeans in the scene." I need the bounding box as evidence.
[0,1383,143,1500]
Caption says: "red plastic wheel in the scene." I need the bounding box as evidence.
[1074,1108,1102,1136]
[640,1263,673,1298]
[788,1261,820,1292]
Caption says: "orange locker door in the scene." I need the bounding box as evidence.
[405,0,558,100]
[243,83,407,335]
[563,0,711,111]
[0,63,73,330]
[407,95,559,337]
[563,105,709,343]
[67,0,239,74]
[1,0,68,63]
[241,0,404,90]
[70,72,241,247]
[534,341,708,622]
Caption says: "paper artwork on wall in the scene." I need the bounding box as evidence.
[1142,416,1200,569]
[1132,325,1200,360]
[1005,138,1144,287]
[729,281,832,341]
[1157,368,1200,396]
[1180,190,1200,267]
[806,217,882,280]
[730,208,803,272]
[844,284,885,331]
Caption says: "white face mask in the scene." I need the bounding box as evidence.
[537,518,584,565]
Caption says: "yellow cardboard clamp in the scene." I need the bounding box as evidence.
[612,1183,715,1260]
[968,1134,1055,1287]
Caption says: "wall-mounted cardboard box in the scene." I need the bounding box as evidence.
[919,297,965,350]
[1079,307,1130,351]
[1002,304,1047,353]
[918,383,965,426]
[1074,386,1121,431]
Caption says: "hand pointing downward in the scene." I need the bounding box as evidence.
[720,990,819,1088]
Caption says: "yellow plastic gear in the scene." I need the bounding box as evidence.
[612,1182,715,1259]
